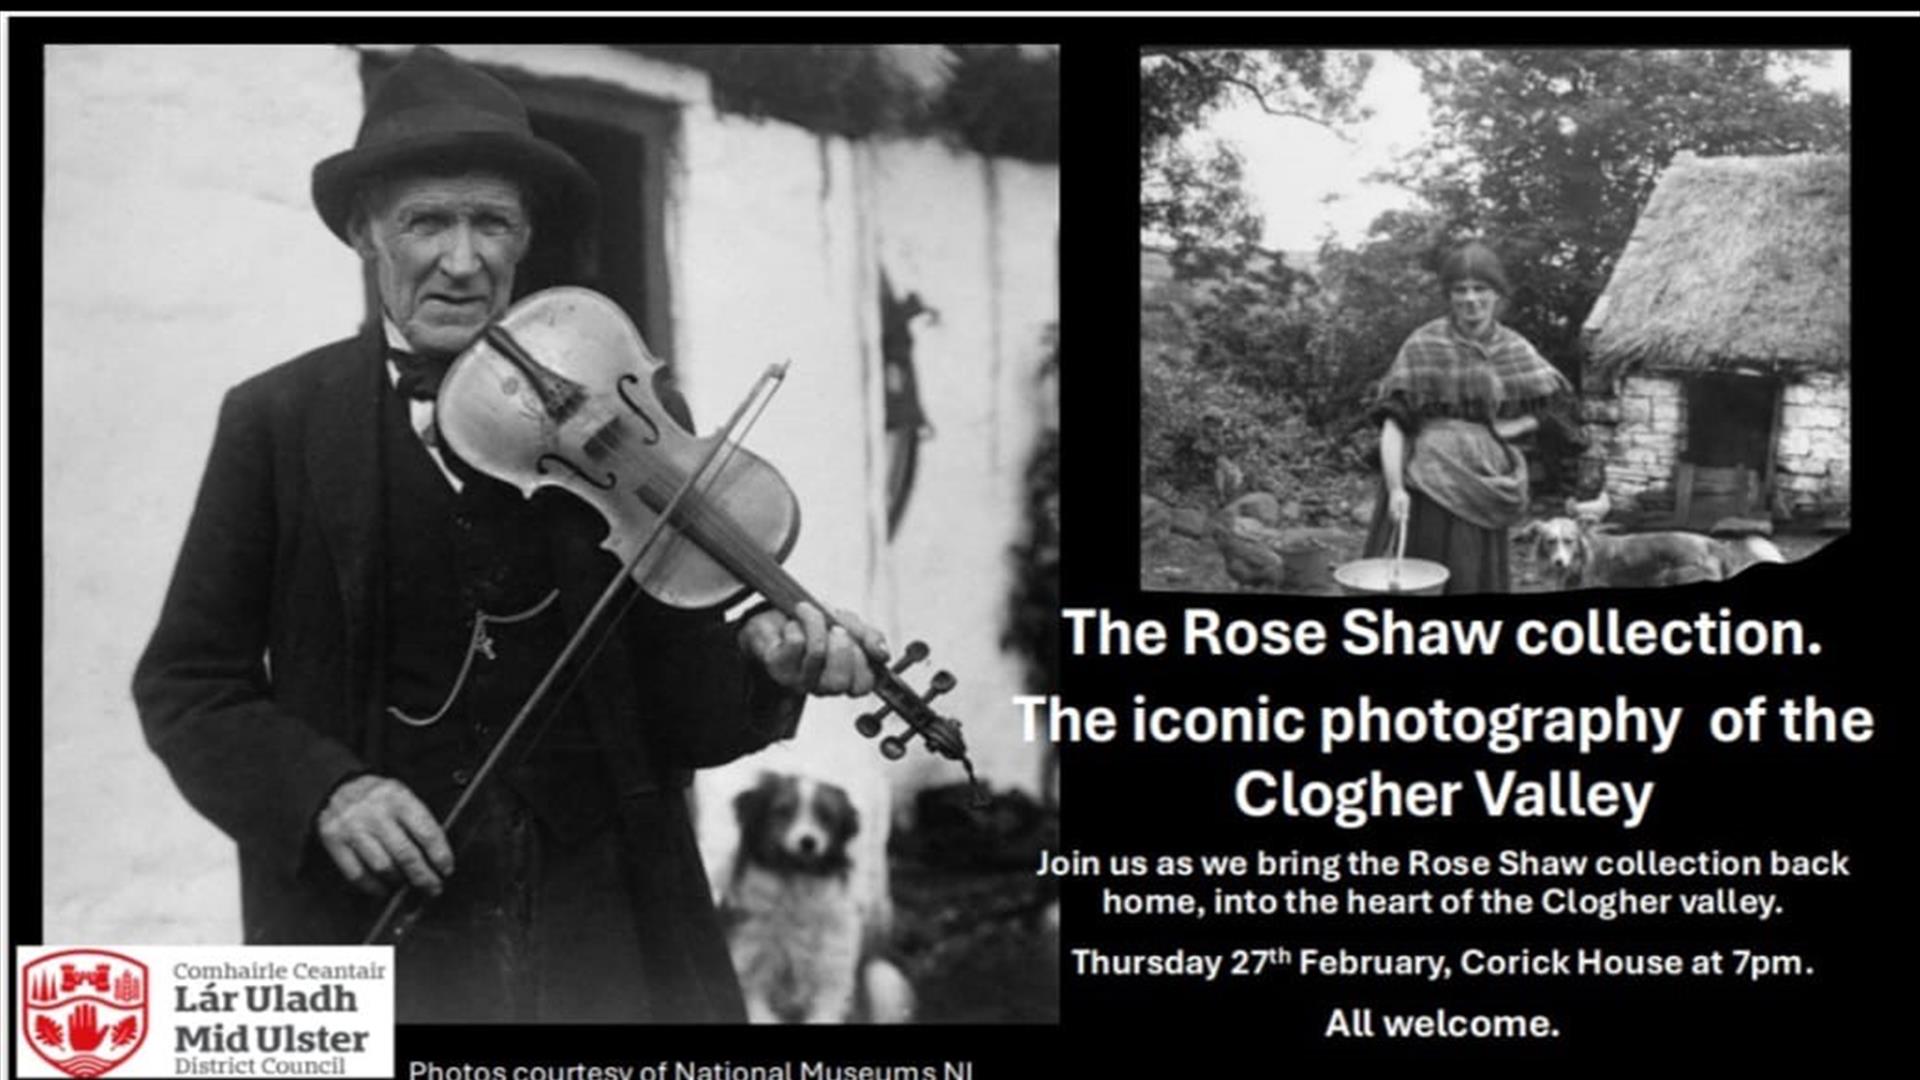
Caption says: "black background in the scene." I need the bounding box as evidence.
[9,14,1909,1075]
[1058,20,1899,1068]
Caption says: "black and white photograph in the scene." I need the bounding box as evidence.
[16,16,1913,1074]
[1140,48,1851,595]
[36,41,1059,1026]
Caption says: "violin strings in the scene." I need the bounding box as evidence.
[572,387,944,741]
[634,470,953,733]
[633,462,810,613]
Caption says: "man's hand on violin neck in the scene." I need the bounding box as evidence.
[316,774,455,898]
[740,601,887,698]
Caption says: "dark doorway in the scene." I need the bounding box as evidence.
[1678,373,1779,526]
[1686,374,1775,470]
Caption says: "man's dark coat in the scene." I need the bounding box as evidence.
[134,327,793,1021]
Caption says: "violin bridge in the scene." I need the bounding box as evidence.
[581,417,623,460]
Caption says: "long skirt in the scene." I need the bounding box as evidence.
[1362,482,1510,595]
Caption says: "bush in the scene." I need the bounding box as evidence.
[1142,342,1277,496]
[1142,338,1368,506]
[1141,252,1389,503]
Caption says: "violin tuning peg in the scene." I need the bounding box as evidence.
[890,640,931,674]
[925,670,957,700]
[879,733,909,761]
[854,707,891,738]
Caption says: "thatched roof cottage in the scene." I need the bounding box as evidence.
[1579,152,1849,527]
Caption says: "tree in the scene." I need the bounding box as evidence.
[1309,207,1456,428]
[1142,140,1263,280]
[1141,48,1373,155]
[1141,49,1372,279]
[1388,49,1849,370]
[1139,51,1378,499]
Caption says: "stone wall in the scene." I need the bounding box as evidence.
[1773,372,1852,517]
[1580,369,1850,519]
[1581,373,1688,511]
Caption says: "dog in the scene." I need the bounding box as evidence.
[724,772,913,1023]
[1519,512,1785,590]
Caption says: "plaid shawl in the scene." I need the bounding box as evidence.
[1375,317,1569,422]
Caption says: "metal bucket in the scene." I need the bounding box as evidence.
[1333,556,1449,596]
[1333,514,1450,596]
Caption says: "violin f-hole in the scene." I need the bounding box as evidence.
[536,453,616,490]
[615,374,662,445]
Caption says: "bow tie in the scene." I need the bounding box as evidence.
[389,348,452,402]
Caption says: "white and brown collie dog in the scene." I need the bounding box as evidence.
[1519,508,1786,590]
[724,773,913,1024]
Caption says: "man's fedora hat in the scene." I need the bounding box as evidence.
[312,46,598,244]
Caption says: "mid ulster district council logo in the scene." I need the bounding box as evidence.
[22,950,149,1077]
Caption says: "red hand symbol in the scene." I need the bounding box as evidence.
[70,1003,107,1052]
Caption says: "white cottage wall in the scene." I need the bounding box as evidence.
[673,112,898,912]
[867,144,1059,797]
[674,106,1059,916]
[43,45,367,942]
[41,43,1057,944]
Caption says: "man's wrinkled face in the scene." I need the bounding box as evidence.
[1449,279,1498,336]
[351,172,531,358]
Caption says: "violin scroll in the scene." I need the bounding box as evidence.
[853,641,978,799]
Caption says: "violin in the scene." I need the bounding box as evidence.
[434,287,972,771]
[362,287,975,946]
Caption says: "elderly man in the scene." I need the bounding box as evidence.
[133,46,881,1023]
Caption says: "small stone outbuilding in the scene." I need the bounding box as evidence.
[1579,152,1849,527]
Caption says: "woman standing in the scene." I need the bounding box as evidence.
[1363,242,1571,594]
